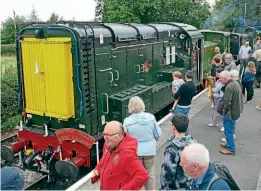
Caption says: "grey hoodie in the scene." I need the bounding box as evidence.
[224,61,236,71]
[160,135,197,190]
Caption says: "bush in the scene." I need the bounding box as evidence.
[1,44,16,55]
[1,115,21,132]
[1,70,19,128]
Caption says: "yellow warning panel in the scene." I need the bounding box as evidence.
[21,38,75,120]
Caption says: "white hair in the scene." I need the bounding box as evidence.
[128,96,145,114]
[219,70,231,80]
[225,53,233,60]
[182,143,210,167]
[230,69,239,77]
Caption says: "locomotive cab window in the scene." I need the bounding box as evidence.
[183,39,191,55]
[212,35,222,43]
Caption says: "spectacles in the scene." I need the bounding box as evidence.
[103,132,119,137]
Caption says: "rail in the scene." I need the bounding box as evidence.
[65,88,208,191]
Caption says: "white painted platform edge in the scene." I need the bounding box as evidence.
[66,170,94,191]
[67,88,208,191]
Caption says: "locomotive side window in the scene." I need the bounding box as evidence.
[165,46,176,65]
[165,46,171,65]
[212,35,222,43]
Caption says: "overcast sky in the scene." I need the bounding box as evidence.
[1,0,215,23]
[0,0,97,23]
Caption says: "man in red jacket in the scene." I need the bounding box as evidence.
[92,121,149,190]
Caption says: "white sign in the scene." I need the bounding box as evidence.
[101,115,106,125]
[100,34,104,44]
[35,61,39,74]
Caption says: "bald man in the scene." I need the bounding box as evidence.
[212,47,223,65]
[92,121,148,190]
[180,143,231,190]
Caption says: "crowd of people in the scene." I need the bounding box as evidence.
[92,40,261,191]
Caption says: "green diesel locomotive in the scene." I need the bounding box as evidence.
[1,21,254,181]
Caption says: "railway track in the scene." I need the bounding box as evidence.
[1,130,45,189]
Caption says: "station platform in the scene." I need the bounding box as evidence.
[72,88,261,190]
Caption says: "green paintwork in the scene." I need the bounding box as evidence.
[203,41,219,78]
[17,22,207,139]
[200,30,230,53]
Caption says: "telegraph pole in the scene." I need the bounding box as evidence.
[13,11,17,40]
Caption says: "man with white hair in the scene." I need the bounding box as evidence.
[180,143,231,190]
[223,54,236,71]
[230,69,242,88]
[219,71,244,155]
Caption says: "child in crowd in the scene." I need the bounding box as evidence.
[243,61,256,103]
[211,56,222,77]
[207,76,216,108]
[171,71,185,112]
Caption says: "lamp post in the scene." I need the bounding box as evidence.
[13,11,17,40]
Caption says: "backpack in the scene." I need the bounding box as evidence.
[207,161,240,190]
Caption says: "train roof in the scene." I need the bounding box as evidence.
[230,32,249,37]
[162,22,203,39]
[200,30,231,36]
[19,21,203,45]
[125,23,157,40]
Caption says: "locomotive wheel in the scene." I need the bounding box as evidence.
[1,145,15,163]
[55,160,79,180]
[26,150,42,171]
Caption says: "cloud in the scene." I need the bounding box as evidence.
[0,0,96,23]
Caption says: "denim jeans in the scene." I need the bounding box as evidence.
[223,115,236,152]
[172,105,191,135]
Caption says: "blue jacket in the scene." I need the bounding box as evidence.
[1,167,24,190]
[123,112,162,156]
[243,71,255,83]
[191,163,231,190]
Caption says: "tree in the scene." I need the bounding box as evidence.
[95,0,211,28]
[28,6,40,22]
[48,13,63,23]
[1,16,27,44]
[205,0,261,30]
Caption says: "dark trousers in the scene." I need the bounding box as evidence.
[245,81,254,101]
[242,81,246,94]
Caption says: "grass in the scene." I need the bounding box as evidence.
[1,55,17,76]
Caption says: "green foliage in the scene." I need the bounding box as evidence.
[95,0,211,28]
[1,7,41,44]
[48,13,63,23]
[1,44,16,55]
[1,56,19,132]
[1,115,20,132]
[1,16,27,44]
[205,0,261,30]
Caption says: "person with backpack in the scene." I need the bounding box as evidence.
[180,143,239,190]
[160,115,197,190]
